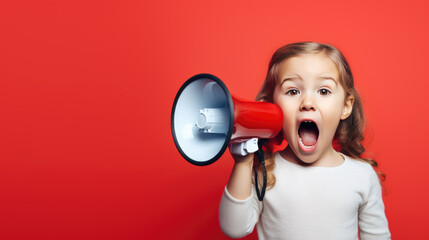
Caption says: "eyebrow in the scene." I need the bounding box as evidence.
[319,76,339,86]
[279,75,302,86]
[319,76,337,82]
[279,75,338,86]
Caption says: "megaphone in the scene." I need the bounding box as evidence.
[171,73,283,166]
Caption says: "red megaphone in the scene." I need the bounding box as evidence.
[171,73,283,166]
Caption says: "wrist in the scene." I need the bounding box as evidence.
[234,155,254,167]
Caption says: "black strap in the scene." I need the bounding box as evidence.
[254,140,267,201]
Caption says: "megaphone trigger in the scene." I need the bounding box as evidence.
[229,138,259,156]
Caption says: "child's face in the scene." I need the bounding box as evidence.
[273,52,354,166]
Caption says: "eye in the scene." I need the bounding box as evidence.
[286,89,300,96]
[318,88,331,95]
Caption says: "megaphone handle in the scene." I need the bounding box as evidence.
[254,140,267,202]
[229,138,259,156]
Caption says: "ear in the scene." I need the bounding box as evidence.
[341,95,354,120]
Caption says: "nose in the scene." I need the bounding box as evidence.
[300,94,316,111]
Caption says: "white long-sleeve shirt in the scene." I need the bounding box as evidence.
[219,153,390,240]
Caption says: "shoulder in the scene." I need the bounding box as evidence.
[344,155,380,185]
[345,155,375,172]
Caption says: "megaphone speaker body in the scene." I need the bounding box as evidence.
[171,74,283,166]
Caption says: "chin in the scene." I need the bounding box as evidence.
[285,143,320,166]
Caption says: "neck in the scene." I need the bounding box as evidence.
[280,145,344,167]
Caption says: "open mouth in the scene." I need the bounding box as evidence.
[298,121,319,151]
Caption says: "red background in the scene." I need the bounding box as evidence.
[1,0,428,239]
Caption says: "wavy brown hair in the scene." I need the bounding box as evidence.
[255,42,384,189]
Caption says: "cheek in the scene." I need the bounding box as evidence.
[321,104,344,135]
[277,102,294,123]
[320,96,346,118]
[333,102,347,119]
[273,93,298,133]
[277,103,296,136]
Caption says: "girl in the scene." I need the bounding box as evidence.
[219,42,390,240]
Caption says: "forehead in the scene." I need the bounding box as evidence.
[277,52,340,82]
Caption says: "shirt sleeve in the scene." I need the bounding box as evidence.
[358,168,391,240]
[218,185,263,238]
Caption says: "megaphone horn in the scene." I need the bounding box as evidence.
[171,73,283,166]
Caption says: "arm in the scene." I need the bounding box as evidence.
[358,169,391,240]
[226,154,254,200]
[226,138,259,199]
[219,143,262,238]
